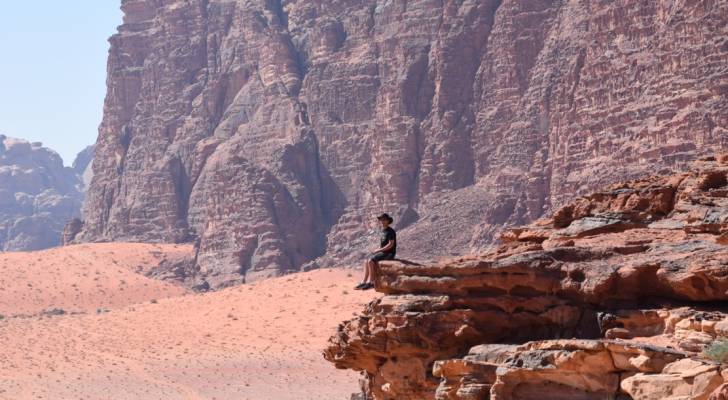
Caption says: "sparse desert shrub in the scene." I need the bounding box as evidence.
[150,299,158,304]
[703,338,728,363]
[0,314,4,320]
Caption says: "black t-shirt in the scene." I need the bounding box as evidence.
[379,227,396,254]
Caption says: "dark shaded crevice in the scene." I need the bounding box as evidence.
[366,5,376,35]
[667,176,688,213]
[100,186,114,237]
[169,157,192,228]
[260,172,297,271]
[119,125,132,153]
[236,234,259,279]
[116,125,133,177]
[568,47,587,110]
[449,0,504,190]
[403,44,433,212]
[268,0,297,69]
[268,0,307,97]
[310,132,347,228]
[277,131,347,267]
[293,40,310,79]
[268,0,289,30]
[699,171,728,191]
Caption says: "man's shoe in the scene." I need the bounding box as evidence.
[354,282,367,290]
[362,282,375,290]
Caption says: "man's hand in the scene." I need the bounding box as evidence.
[372,240,394,254]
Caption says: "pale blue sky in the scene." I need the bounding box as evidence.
[0,2,123,165]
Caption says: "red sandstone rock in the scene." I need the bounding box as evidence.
[325,158,728,399]
[712,384,728,400]
[621,358,723,400]
[75,0,728,287]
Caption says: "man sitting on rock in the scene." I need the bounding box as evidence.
[355,213,396,290]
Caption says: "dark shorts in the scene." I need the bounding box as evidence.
[370,251,395,262]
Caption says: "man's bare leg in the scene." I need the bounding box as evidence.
[357,260,378,289]
[362,260,371,283]
[356,260,373,289]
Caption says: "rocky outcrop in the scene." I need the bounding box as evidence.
[60,218,84,246]
[77,0,728,287]
[0,135,85,251]
[432,341,725,400]
[325,155,728,399]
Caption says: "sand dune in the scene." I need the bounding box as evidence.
[0,244,376,399]
[0,243,191,315]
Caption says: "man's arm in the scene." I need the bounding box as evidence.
[374,239,395,253]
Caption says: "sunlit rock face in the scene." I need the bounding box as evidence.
[78,0,727,287]
[0,135,83,251]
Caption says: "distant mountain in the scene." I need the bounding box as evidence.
[0,135,92,251]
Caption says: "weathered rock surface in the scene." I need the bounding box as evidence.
[0,135,85,251]
[76,0,728,287]
[325,156,728,399]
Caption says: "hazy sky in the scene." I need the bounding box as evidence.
[0,2,123,166]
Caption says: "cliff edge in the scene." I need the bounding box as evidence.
[325,154,728,399]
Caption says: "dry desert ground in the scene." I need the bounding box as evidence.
[0,243,376,399]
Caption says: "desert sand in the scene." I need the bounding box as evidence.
[0,243,191,315]
[0,244,376,399]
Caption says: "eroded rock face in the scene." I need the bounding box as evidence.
[0,135,85,251]
[325,156,728,399]
[76,0,727,287]
[432,341,724,400]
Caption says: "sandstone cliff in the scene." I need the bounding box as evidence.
[77,0,728,287]
[325,155,728,399]
[0,135,84,251]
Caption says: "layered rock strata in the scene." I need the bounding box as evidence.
[325,155,728,399]
[0,135,84,251]
[76,0,728,287]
